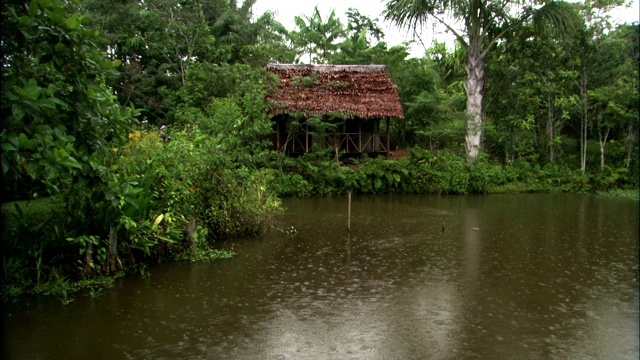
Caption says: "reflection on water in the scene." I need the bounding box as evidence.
[3,194,639,359]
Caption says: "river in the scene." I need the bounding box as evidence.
[2,193,639,359]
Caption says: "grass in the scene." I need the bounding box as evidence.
[1,197,61,215]
[487,182,530,194]
[1,197,63,237]
[1,197,63,262]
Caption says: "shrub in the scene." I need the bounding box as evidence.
[272,172,313,197]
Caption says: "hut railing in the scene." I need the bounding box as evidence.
[275,132,388,154]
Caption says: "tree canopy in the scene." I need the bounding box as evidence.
[384,0,582,163]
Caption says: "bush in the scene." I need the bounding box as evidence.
[1,199,71,292]
[269,146,629,197]
[591,166,630,191]
[272,172,313,197]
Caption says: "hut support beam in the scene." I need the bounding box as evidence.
[386,117,390,156]
[334,131,338,163]
[359,121,362,152]
[276,120,280,152]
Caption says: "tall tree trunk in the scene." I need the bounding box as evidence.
[464,54,485,164]
[625,121,636,169]
[597,111,610,172]
[598,134,608,171]
[547,88,556,163]
[580,70,589,174]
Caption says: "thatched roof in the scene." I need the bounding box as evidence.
[265,64,404,119]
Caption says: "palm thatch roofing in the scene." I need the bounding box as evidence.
[265,64,404,119]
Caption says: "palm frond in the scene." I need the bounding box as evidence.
[383,0,438,30]
[531,1,581,39]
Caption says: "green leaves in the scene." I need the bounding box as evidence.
[2,0,134,199]
[58,156,82,169]
[17,133,36,150]
[19,16,32,26]
[65,16,80,30]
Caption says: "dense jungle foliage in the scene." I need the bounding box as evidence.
[1,0,638,298]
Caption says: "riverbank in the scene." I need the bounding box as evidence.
[595,188,640,200]
[270,148,638,198]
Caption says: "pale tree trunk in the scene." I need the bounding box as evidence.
[464,54,485,164]
[597,111,610,172]
[580,70,589,174]
[598,129,609,171]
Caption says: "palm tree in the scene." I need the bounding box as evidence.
[384,0,579,164]
[291,6,344,63]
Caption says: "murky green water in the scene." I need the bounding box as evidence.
[3,194,639,359]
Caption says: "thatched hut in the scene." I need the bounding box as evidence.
[265,63,404,156]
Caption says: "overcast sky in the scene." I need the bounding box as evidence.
[252,0,639,58]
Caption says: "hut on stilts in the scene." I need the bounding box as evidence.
[265,64,404,157]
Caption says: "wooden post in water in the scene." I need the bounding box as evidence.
[187,216,196,249]
[108,226,117,274]
[347,190,352,231]
[347,231,351,264]
[82,241,92,278]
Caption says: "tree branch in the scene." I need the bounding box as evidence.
[429,11,469,50]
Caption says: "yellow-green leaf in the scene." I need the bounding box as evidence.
[151,214,164,230]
